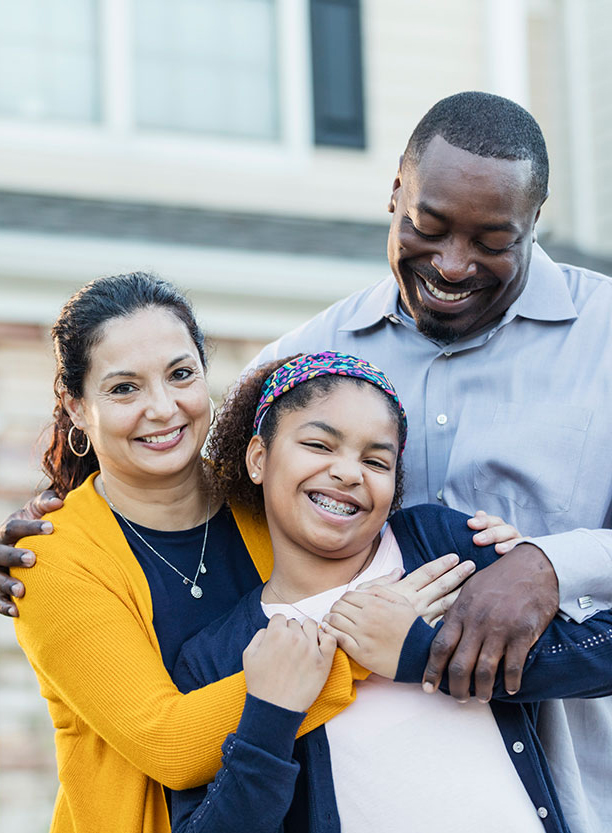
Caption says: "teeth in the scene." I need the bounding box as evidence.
[424,279,472,301]
[309,492,358,516]
[141,428,181,444]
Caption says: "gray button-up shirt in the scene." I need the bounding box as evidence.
[252,243,612,833]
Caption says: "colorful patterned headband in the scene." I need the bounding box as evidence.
[253,351,407,454]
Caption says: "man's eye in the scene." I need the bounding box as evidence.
[404,216,443,240]
[477,242,512,255]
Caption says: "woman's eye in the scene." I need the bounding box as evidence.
[302,441,329,451]
[110,383,136,395]
[172,367,194,381]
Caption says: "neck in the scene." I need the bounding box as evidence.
[262,536,379,604]
[95,462,219,530]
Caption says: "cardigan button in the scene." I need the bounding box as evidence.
[512,741,524,753]
[537,807,549,819]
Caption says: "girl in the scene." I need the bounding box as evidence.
[172,352,612,833]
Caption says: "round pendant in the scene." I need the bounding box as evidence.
[190,585,203,599]
[200,564,207,574]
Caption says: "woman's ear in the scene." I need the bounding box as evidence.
[61,391,86,431]
[245,435,267,484]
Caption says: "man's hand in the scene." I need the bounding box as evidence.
[422,542,559,703]
[468,510,522,554]
[0,491,63,617]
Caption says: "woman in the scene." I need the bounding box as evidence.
[171,352,612,833]
[12,273,478,833]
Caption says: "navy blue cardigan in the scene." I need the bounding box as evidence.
[171,505,612,833]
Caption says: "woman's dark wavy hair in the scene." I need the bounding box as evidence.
[42,272,207,499]
[208,357,406,515]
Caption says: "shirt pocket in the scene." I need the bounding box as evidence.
[473,402,592,513]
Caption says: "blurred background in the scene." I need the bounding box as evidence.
[1,0,611,828]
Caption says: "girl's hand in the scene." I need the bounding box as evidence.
[243,614,336,712]
[468,510,522,554]
[321,588,417,679]
[357,554,476,626]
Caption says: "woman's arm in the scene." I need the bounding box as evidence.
[12,539,362,790]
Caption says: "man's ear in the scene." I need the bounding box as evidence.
[388,155,403,214]
[61,391,86,431]
[245,435,267,484]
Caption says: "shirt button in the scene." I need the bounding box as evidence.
[443,350,453,357]
[436,490,443,501]
[512,741,524,753]
[436,414,448,425]
[537,807,548,819]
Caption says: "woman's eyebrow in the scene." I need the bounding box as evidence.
[101,354,193,382]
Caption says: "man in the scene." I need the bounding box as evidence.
[2,92,612,831]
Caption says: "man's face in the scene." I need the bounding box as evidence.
[387,135,542,342]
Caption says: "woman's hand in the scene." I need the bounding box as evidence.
[0,491,63,617]
[468,510,522,554]
[243,615,336,713]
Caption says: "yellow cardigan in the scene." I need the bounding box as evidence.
[13,474,367,833]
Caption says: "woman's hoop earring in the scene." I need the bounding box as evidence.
[208,397,217,426]
[68,425,91,457]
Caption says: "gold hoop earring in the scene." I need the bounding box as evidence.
[68,425,91,457]
[208,396,217,425]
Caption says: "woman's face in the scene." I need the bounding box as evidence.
[249,382,399,564]
[65,307,210,488]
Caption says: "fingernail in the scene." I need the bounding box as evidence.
[457,698,468,704]
[422,682,435,694]
[473,532,487,543]
[8,606,17,617]
[20,552,35,566]
[506,689,518,696]
[41,522,53,533]
[477,697,490,704]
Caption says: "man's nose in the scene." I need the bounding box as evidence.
[431,240,477,283]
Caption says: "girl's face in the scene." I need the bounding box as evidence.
[248,382,399,564]
[64,307,211,488]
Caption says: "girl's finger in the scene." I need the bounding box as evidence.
[415,560,475,606]
[398,553,460,593]
[355,567,404,591]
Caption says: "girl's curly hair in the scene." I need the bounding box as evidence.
[208,356,406,515]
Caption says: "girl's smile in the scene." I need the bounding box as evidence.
[248,381,400,597]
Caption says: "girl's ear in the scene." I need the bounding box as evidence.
[245,435,267,483]
[61,390,87,431]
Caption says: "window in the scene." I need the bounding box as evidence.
[0,0,99,122]
[133,0,279,139]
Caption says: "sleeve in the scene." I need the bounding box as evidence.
[392,511,612,701]
[527,529,612,622]
[171,695,304,833]
[13,544,365,790]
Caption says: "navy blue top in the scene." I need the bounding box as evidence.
[170,504,612,833]
[114,506,261,673]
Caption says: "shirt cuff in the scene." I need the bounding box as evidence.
[528,530,612,622]
[235,693,305,760]
[394,616,441,684]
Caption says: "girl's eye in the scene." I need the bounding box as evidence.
[302,441,330,451]
[172,367,194,381]
[110,383,136,395]
[364,458,391,470]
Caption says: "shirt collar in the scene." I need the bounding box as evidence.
[338,244,577,334]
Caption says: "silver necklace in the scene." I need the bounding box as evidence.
[265,543,377,621]
[100,481,210,599]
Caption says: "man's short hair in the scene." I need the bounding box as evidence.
[405,91,549,206]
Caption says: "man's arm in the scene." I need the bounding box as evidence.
[0,491,63,616]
